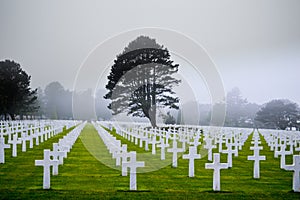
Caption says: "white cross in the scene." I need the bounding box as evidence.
[178,133,188,151]
[35,149,58,189]
[204,137,216,161]
[169,130,177,141]
[167,139,183,168]
[138,131,144,148]
[247,146,266,179]
[49,152,60,176]
[50,143,66,175]
[33,131,40,146]
[0,128,5,138]
[183,146,201,177]
[44,128,49,141]
[222,142,235,168]
[284,155,300,192]
[149,134,159,155]
[190,135,201,147]
[9,134,21,157]
[218,135,224,153]
[139,133,149,151]
[122,151,145,190]
[29,137,34,149]
[121,151,132,176]
[7,131,12,143]
[275,144,292,169]
[57,142,69,160]
[288,143,294,154]
[235,134,243,150]
[165,129,171,145]
[41,130,45,143]
[132,130,138,145]
[0,137,10,163]
[110,140,121,158]
[205,153,229,191]
[157,137,169,160]
[274,137,281,155]
[20,132,28,152]
[251,139,261,147]
[115,144,127,166]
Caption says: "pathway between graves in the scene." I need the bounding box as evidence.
[50,123,132,191]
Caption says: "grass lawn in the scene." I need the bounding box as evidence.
[0,123,299,199]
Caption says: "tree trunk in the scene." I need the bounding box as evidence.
[148,65,157,128]
[148,105,157,127]
[9,113,15,120]
[149,116,157,127]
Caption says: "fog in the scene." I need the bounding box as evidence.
[0,0,299,105]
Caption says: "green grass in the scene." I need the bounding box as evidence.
[0,123,299,199]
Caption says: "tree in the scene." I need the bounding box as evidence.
[44,81,72,119]
[225,87,248,127]
[163,111,176,125]
[0,60,37,120]
[95,89,112,120]
[255,99,300,130]
[104,36,180,127]
[176,109,183,125]
[206,87,260,128]
[27,87,46,119]
[223,87,260,127]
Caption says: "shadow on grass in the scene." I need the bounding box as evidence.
[202,190,233,193]
[116,190,152,192]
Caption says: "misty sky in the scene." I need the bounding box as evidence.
[1,0,299,105]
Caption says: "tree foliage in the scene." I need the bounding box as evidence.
[44,81,72,119]
[255,99,300,130]
[205,88,260,127]
[95,89,112,120]
[35,81,112,120]
[104,36,180,127]
[225,87,260,127]
[163,111,176,125]
[0,60,37,120]
[31,87,46,119]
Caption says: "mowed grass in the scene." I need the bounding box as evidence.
[0,123,299,199]
[0,126,76,197]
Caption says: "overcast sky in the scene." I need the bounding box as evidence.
[1,0,299,105]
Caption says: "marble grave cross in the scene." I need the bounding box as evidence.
[157,137,168,160]
[122,151,145,190]
[205,153,229,191]
[275,144,292,169]
[247,145,266,179]
[0,137,10,163]
[183,146,201,177]
[284,155,300,192]
[35,149,59,189]
[167,139,184,168]
[9,134,22,157]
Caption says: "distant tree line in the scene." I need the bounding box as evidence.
[176,87,300,130]
[255,99,300,130]
[0,59,111,120]
[222,88,300,130]
[34,82,112,120]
